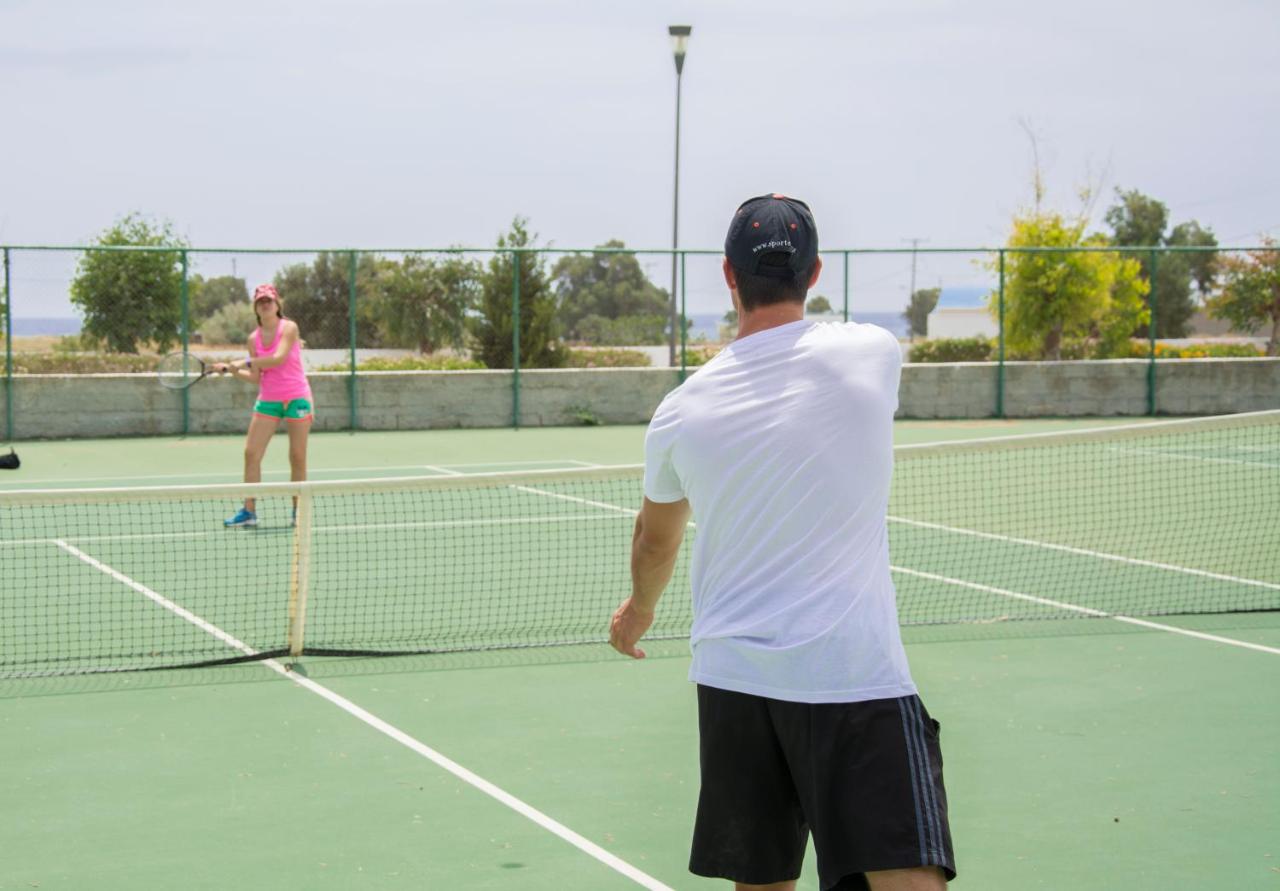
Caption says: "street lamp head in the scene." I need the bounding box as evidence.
[668,25,692,74]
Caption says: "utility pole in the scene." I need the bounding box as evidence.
[903,237,929,301]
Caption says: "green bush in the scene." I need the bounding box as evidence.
[565,347,652,368]
[1124,340,1264,359]
[682,344,724,367]
[317,355,485,371]
[11,353,159,373]
[908,337,994,363]
[573,313,666,346]
[197,302,258,346]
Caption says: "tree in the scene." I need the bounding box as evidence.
[1167,221,1219,298]
[197,302,258,345]
[1105,188,1217,338]
[374,253,479,353]
[188,275,248,325]
[806,295,833,315]
[903,287,941,338]
[1104,189,1167,248]
[1208,241,1280,356]
[69,214,188,353]
[469,218,565,368]
[993,210,1148,360]
[551,240,669,344]
[273,252,383,348]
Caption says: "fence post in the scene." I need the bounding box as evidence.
[1147,248,1158,416]
[996,249,1006,418]
[842,251,849,323]
[512,250,521,430]
[679,251,687,383]
[180,250,190,436]
[347,250,358,431]
[3,248,11,442]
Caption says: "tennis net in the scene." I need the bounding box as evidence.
[2,411,1277,677]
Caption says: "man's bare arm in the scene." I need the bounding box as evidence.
[610,497,691,659]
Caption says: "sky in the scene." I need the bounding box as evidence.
[2,0,1278,317]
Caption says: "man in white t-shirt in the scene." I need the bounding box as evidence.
[610,194,954,891]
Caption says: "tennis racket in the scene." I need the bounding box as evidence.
[156,351,229,390]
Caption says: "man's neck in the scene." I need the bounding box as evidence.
[736,302,805,340]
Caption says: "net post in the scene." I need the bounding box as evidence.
[679,251,687,383]
[347,250,359,431]
[512,250,521,430]
[1147,247,1158,416]
[3,247,12,443]
[842,251,849,323]
[996,249,1006,418]
[180,249,190,437]
[287,488,314,658]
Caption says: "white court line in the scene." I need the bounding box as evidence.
[2,460,605,487]
[891,566,1280,656]
[3,513,632,548]
[512,487,1279,655]
[510,485,640,516]
[53,540,675,891]
[888,515,1280,593]
[1108,445,1280,471]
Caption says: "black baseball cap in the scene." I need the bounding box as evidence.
[724,193,819,278]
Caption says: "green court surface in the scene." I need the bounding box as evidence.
[2,420,1278,889]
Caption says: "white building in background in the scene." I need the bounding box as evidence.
[926,287,996,338]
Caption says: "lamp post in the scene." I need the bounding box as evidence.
[667,25,691,366]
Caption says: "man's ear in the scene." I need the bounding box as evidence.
[808,256,823,289]
[722,256,738,291]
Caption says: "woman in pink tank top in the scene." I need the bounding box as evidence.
[213,284,313,527]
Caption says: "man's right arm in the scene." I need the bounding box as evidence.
[609,497,691,659]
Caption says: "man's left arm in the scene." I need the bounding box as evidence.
[609,497,691,659]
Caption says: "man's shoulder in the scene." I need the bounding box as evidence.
[807,321,901,355]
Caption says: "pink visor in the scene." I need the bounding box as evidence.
[253,284,280,302]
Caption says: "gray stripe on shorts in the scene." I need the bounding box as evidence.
[908,696,944,864]
[896,697,929,866]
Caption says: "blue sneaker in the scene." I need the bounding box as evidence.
[224,508,257,528]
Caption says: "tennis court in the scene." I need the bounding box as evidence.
[2,416,1278,889]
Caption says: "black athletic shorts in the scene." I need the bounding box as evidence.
[690,685,956,890]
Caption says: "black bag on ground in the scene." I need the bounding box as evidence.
[0,449,19,469]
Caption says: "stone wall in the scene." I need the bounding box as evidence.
[2,359,1275,439]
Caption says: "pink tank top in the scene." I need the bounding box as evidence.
[254,325,311,402]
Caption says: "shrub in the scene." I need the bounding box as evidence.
[317,355,485,371]
[197,302,258,346]
[564,348,652,368]
[1123,340,1264,359]
[682,344,724,367]
[908,337,994,363]
[11,353,158,373]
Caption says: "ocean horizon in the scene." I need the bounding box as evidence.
[11,317,83,336]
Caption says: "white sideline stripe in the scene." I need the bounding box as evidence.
[55,541,254,656]
[2,460,603,486]
[1108,445,1280,471]
[511,485,640,516]
[888,515,1280,593]
[53,541,675,891]
[891,565,1280,656]
[3,513,632,548]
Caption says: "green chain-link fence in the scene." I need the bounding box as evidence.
[2,243,1275,441]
